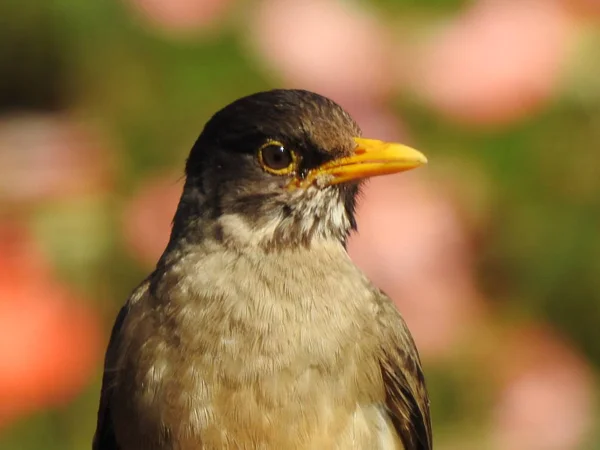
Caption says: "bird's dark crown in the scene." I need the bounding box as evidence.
[169,89,363,251]
[186,89,361,177]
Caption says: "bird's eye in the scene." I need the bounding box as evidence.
[257,141,297,175]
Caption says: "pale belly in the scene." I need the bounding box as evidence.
[115,362,403,450]
[111,340,401,450]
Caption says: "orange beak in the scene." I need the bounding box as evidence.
[293,138,427,188]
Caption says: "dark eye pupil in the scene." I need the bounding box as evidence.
[262,145,292,170]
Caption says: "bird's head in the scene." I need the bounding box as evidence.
[173,89,426,250]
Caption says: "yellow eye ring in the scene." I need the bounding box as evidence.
[257,140,298,175]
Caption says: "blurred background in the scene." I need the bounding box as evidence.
[1,0,599,448]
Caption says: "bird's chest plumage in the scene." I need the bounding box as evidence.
[112,244,399,449]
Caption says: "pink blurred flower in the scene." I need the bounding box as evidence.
[122,174,182,266]
[0,224,103,427]
[124,0,234,35]
[248,0,394,104]
[412,0,575,126]
[347,175,485,359]
[491,324,594,450]
[0,115,113,205]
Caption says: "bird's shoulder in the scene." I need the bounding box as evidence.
[92,280,150,450]
[372,289,432,450]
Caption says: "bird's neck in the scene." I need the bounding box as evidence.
[162,184,355,260]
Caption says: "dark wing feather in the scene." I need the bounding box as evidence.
[377,292,432,450]
[93,305,128,450]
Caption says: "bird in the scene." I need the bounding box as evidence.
[93,89,431,450]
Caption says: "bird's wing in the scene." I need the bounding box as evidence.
[376,291,432,450]
[93,305,129,450]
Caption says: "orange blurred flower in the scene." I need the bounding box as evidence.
[0,224,103,427]
[564,0,600,18]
